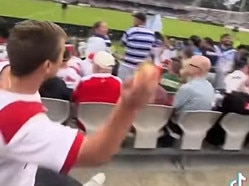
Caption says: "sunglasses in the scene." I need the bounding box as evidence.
[189,64,202,70]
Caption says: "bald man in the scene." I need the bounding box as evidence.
[161,56,214,145]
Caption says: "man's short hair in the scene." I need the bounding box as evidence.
[7,20,66,76]
[171,57,182,74]
[220,33,230,40]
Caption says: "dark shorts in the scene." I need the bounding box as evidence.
[35,167,82,186]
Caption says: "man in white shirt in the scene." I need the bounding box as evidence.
[225,60,249,94]
[82,21,112,76]
[0,20,158,186]
[57,49,81,89]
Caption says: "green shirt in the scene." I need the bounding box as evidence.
[160,73,180,92]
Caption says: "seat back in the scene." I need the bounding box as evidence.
[178,111,221,132]
[178,111,221,150]
[220,113,249,150]
[133,105,173,148]
[77,102,115,134]
[221,113,249,133]
[41,98,70,123]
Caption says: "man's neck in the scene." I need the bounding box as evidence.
[7,73,42,95]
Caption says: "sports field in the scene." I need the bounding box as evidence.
[1,0,249,43]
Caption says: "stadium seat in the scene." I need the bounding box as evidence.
[220,113,249,150]
[133,105,173,149]
[41,97,71,123]
[178,111,221,150]
[77,102,114,134]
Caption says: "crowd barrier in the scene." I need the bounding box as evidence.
[41,97,249,152]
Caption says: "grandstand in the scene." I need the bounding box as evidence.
[66,0,249,27]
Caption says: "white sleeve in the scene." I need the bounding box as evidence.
[8,113,84,174]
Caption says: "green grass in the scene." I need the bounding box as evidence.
[1,0,249,43]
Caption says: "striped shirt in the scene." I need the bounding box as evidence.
[122,26,155,66]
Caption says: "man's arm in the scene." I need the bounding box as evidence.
[76,99,136,166]
[173,85,191,109]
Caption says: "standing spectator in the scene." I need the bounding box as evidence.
[200,37,219,68]
[188,35,202,55]
[57,49,81,90]
[161,56,214,146]
[72,51,121,103]
[152,32,164,66]
[215,33,236,90]
[81,21,111,76]
[119,12,155,81]
[160,57,181,92]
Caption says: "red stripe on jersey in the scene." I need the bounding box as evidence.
[60,132,84,174]
[0,101,44,143]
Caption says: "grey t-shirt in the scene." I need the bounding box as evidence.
[172,77,214,123]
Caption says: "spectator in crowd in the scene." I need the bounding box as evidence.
[0,61,10,89]
[82,21,111,76]
[179,47,193,83]
[179,47,193,68]
[72,51,121,103]
[224,56,249,94]
[0,17,9,61]
[188,35,202,55]
[160,57,181,92]
[215,33,236,90]
[39,76,73,101]
[0,20,159,186]
[119,12,155,81]
[162,56,214,146]
[152,31,164,66]
[200,37,219,68]
[57,49,81,90]
[161,37,178,62]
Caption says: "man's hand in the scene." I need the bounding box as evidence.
[120,64,160,110]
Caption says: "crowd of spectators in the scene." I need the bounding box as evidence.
[70,0,249,27]
[1,10,249,185]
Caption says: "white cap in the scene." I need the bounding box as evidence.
[93,51,115,69]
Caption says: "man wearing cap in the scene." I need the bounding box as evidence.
[72,51,121,104]
[161,56,214,146]
[119,12,156,81]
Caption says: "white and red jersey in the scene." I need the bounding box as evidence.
[67,56,83,76]
[72,73,121,104]
[57,67,81,89]
[0,90,84,186]
[0,61,9,72]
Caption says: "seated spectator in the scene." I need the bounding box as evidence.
[224,59,249,94]
[39,77,73,101]
[160,56,214,146]
[72,51,121,103]
[57,49,81,89]
[160,57,181,92]
[0,17,9,62]
[0,61,10,89]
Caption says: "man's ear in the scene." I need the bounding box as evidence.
[42,60,51,74]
